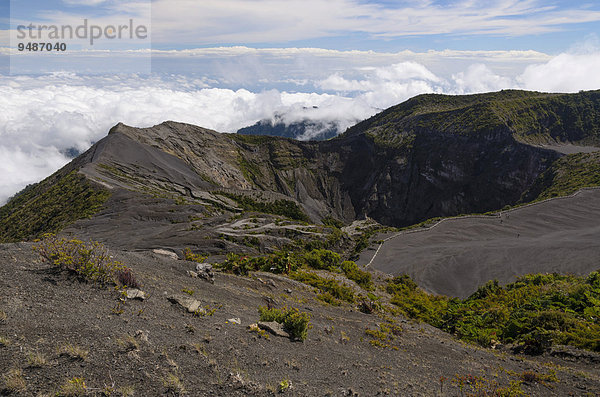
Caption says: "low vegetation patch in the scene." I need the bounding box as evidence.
[0,171,110,243]
[441,272,600,352]
[523,151,600,202]
[162,372,186,395]
[58,377,87,397]
[58,344,89,361]
[291,271,355,304]
[217,251,297,276]
[26,351,48,367]
[215,192,310,222]
[303,249,340,271]
[35,234,139,287]
[364,321,403,349]
[340,260,373,290]
[387,271,600,353]
[218,248,371,290]
[258,306,311,341]
[183,248,207,263]
[386,275,449,324]
[1,368,25,394]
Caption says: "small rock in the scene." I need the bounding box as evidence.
[266,279,276,288]
[195,263,215,284]
[126,289,146,300]
[228,318,241,325]
[135,330,149,343]
[167,295,206,314]
[228,372,245,387]
[258,321,289,338]
[152,249,179,260]
[196,263,213,272]
[186,270,198,278]
[285,288,292,294]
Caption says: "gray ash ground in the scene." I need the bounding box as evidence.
[1,243,599,396]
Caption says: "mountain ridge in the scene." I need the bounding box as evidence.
[2,89,600,249]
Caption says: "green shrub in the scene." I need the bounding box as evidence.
[217,251,300,276]
[340,260,373,290]
[316,292,340,306]
[291,271,355,303]
[216,253,254,276]
[183,248,207,263]
[386,275,449,325]
[303,249,340,271]
[258,306,311,341]
[35,234,136,286]
[437,272,600,351]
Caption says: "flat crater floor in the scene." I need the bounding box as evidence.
[363,188,600,298]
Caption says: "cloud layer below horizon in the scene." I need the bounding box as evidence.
[1,46,600,204]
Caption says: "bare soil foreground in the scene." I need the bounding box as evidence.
[1,243,599,396]
[362,189,600,298]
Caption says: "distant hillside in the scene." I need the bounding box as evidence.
[522,151,600,202]
[347,89,600,146]
[237,113,342,141]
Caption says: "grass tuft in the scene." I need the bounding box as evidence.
[26,351,48,367]
[1,368,26,393]
[57,377,87,397]
[58,344,89,361]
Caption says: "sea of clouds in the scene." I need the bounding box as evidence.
[1,49,600,204]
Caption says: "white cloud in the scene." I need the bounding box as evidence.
[318,62,445,109]
[519,52,600,92]
[453,64,517,94]
[2,45,600,205]
[0,146,67,205]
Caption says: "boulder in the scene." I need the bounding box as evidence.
[152,249,178,260]
[126,289,146,300]
[195,263,215,284]
[258,321,289,338]
[167,295,206,315]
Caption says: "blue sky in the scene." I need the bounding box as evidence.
[6,0,600,53]
[146,0,600,53]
